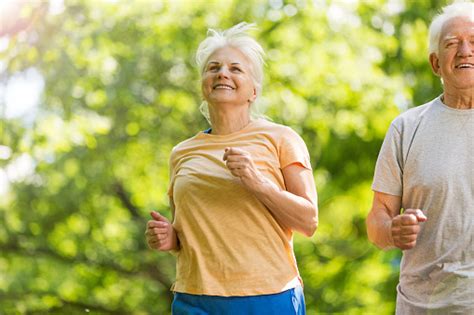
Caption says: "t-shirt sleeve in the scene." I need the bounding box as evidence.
[278,127,312,170]
[167,149,181,255]
[167,148,177,197]
[372,123,403,196]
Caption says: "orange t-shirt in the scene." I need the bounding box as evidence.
[168,119,312,296]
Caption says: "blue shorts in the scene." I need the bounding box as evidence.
[172,286,306,315]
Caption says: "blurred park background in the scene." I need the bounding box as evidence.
[0,0,449,313]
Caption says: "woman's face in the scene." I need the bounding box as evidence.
[201,46,257,107]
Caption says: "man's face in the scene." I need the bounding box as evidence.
[430,17,474,91]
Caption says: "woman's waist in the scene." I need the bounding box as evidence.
[173,267,300,296]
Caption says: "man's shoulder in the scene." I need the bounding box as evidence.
[391,97,440,129]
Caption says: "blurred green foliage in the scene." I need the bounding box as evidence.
[0,0,447,314]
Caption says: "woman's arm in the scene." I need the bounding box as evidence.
[145,197,179,251]
[223,147,318,236]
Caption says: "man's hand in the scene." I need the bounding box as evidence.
[145,211,178,251]
[391,209,427,250]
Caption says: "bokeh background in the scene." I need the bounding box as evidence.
[0,0,449,313]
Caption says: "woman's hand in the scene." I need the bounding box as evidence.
[223,147,267,192]
[224,147,318,237]
[145,211,179,251]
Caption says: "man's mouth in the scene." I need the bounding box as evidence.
[213,84,235,90]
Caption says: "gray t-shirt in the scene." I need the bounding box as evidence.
[372,96,474,314]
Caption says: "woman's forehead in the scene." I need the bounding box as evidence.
[206,46,250,65]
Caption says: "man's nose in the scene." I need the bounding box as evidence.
[457,40,473,57]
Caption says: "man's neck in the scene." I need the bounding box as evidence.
[442,88,474,109]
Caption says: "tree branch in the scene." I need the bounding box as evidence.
[0,292,125,314]
[0,241,174,304]
[112,181,141,219]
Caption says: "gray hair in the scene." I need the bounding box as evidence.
[195,22,265,124]
[428,1,474,55]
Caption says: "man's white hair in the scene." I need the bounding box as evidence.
[428,1,474,55]
[195,22,265,124]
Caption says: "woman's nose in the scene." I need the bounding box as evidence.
[217,66,230,78]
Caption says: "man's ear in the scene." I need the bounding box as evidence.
[429,53,441,76]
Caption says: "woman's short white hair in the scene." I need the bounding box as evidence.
[195,22,265,124]
[428,1,474,55]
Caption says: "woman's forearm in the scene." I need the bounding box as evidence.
[252,178,318,237]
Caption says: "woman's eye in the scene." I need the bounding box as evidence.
[231,67,242,72]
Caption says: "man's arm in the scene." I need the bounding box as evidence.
[367,191,427,250]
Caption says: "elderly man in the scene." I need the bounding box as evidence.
[367,2,473,314]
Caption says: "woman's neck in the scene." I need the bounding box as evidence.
[209,106,251,135]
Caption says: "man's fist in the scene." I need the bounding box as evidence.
[391,209,427,250]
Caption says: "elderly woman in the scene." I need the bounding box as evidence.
[146,23,318,314]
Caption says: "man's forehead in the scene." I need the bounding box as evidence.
[442,32,474,41]
[441,17,474,37]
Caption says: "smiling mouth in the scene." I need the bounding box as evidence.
[213,84,235,90]
[456,63,474,69]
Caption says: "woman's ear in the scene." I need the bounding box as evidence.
[249,87,257,103]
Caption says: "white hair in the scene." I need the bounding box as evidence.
[428,1,474,55]
[195,22,266,124]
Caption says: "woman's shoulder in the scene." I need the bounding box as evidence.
[170,131,205,155]
[262,119,303,138]
[251,119,306,148]
[252,118,294,133]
